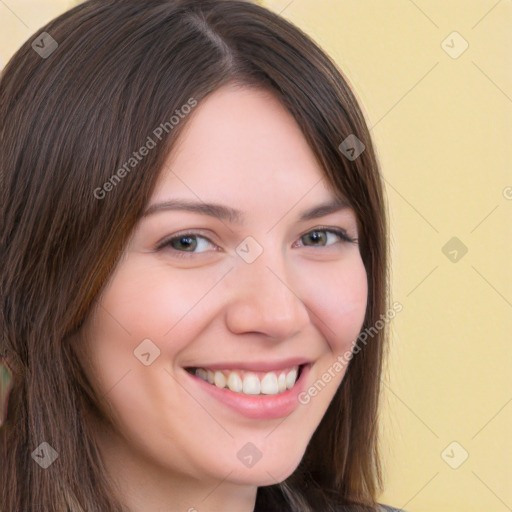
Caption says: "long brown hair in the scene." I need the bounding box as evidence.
[0,1,388,510]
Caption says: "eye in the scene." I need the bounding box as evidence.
[296,227,356,247]
[157,232,217,258]
[156,226,357,259]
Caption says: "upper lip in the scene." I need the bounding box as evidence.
[184,357,312,373]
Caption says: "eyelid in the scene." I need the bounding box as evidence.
[295,225,357,246]
[156,225,358,257]
[155,229,218,253]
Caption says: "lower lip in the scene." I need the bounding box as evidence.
[183,364,311,420]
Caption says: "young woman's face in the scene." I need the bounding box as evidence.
[81,84,367,492]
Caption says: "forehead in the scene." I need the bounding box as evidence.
[152,84,339,211]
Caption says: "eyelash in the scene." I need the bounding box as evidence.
[156,226,357,259]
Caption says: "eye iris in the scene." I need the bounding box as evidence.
[305,231,326,246]
[172,235,197,251]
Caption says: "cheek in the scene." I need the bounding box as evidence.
[78,249,369,482]
[298,254,368,352]
[79,259,203,394]
[93,257,226,348]
[91,251,368,367]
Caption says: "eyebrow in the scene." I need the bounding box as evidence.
[142,197,350,224]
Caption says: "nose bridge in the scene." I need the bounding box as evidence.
[224,241,310,337]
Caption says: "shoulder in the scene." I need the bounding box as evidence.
[378,504,406,512]
[331,503,406,512]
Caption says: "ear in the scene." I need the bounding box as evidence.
[0,352,13,427]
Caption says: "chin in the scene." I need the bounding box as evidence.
[215,449,304,487]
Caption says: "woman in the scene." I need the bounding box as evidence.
[0,1,402,511]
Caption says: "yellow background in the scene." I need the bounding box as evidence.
[1,1,510,511]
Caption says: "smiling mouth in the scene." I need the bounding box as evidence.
[185,364,306,396]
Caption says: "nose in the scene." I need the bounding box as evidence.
[224,247,311,340]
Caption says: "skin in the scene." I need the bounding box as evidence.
[79,83,368,512]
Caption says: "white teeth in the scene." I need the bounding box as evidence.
[286,367,298,390]
[193,365,301,396]
[196,368,208,381]
[242,373,261,395]
[214,371,226,389]
[277,372,287,393]
[260,372,279,395]
[227,371,243,393]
